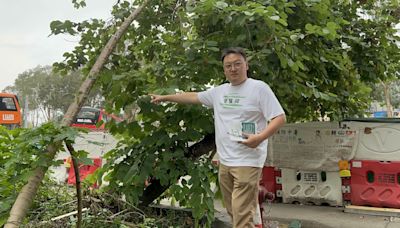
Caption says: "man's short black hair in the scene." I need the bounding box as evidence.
[221,47,247,62]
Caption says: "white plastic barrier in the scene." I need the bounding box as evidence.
[267,122,357,171]
[342,119,400,161]
[281,168,343,206]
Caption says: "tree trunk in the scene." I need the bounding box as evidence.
[5,2,149,227]
[5,144,57,227]
[381,81,393,117]
[23,96,29,128]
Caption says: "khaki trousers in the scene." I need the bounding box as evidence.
[218,164,262,228]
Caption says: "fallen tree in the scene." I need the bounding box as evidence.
[6,0,400,226]
[5,1,149,227]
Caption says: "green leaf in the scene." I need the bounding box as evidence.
[296,60,306,71]
[327,21,338,30]
[207,47,220,52]
[277,18,288,26]
[313,90,321,98]
[290,34,298,41]
[206,41,218,46]
[306,81,316,88]
[305,23,319,34]
[215,1,228,9]
[50,21,64,34]
[244,11,255,16]
[322,28,330,34]
[123,163,139,184]
[269,15,279,21]
[78,157,94,166]
[277,53,288,68]
[288,59,299,72]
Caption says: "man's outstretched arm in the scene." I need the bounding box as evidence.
[149,92,202,105]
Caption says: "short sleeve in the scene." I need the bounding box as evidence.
[259,83,285,120]
[198,88,215,108]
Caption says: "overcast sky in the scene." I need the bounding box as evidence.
[0,0,117,91]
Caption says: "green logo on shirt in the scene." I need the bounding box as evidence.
[221,93,245,109]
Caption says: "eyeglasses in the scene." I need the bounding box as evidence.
[223,61,244,70]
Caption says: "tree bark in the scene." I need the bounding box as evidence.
[5,2,149,227]
[381,81,393,118]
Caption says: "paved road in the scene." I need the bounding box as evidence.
[214,200,400,228]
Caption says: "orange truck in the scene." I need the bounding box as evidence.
[0,93,22,129]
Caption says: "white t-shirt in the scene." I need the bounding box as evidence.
[198,78,284,167]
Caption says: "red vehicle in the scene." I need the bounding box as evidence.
[71,106,122,130]
[0,93,22,129]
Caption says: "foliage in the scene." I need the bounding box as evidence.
[45,0,400,226]
[0,127,24,226]
[24,178,76,227]
[340,0,400,83]
[24,186,197,228]
[370,80,400,109]
[0,123,81,226]
[340,0,400,112]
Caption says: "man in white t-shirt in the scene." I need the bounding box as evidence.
[150,47,285,227]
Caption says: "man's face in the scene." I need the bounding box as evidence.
[223,53,248,86]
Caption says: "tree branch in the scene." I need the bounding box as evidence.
[65,142,82,228]
[139,133,215,206]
